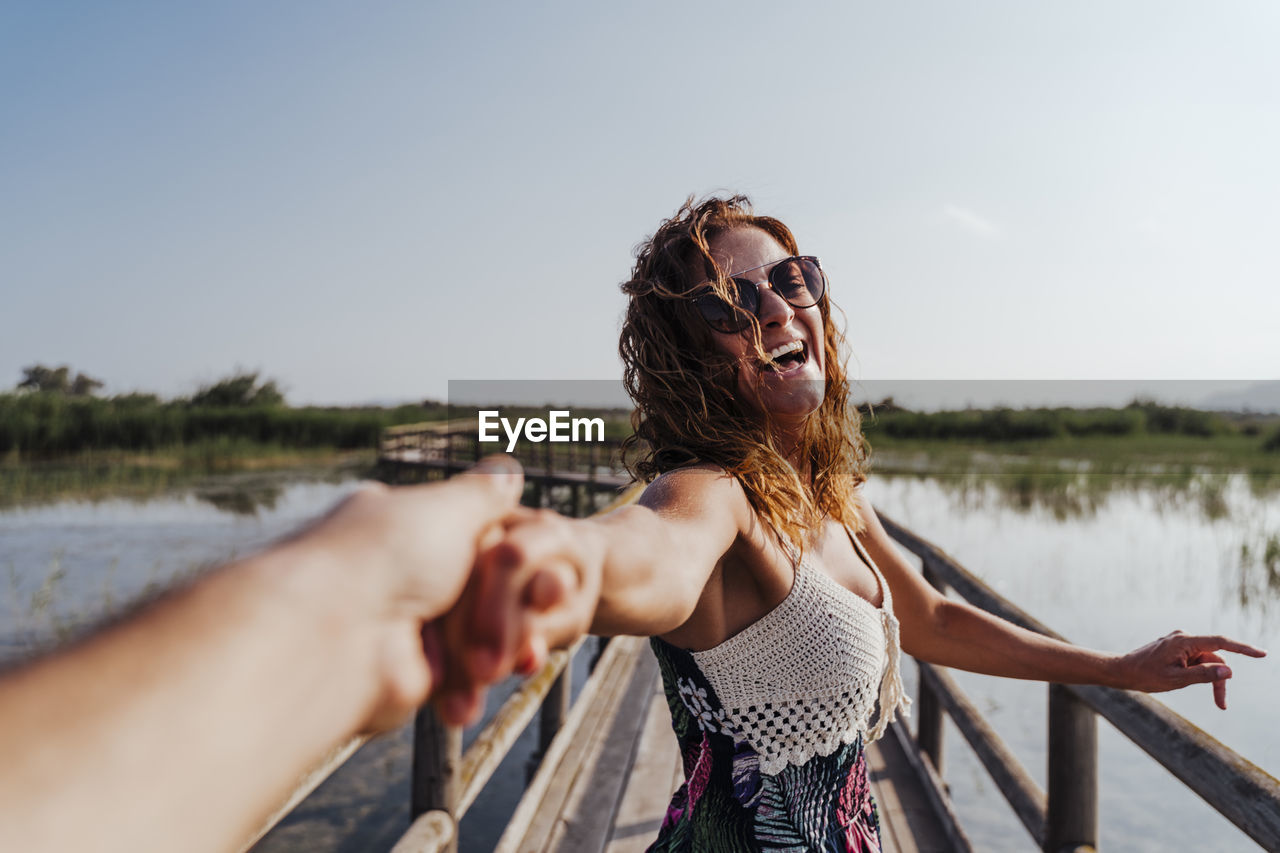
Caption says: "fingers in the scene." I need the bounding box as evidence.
[1173,661,1231,687]
[436,685,487,727]
[429,496,598,729]
[465,512,583,680]
[428,454,525,521]
[1167,654,1231,710]
[1189,635,1268,659]
[1189,650,1230,710]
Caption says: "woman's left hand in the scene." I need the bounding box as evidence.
[1117,631,1267,710]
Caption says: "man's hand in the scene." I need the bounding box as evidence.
[276,454,526,731]
[433,506,605,725]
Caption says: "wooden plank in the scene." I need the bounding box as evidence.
[918,663,1046,847]
[885,717,972,850]
[455,641,581,818]
[866,733,917,853]
[542,646,659,851]
[237,735,367,853]
[492,636,644,853]
[389,811,455,853]
[868,735,943,852]
[517,640,643,852]
[605,680,682,853]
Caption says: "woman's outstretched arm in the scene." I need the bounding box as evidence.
[852,490,1266,709]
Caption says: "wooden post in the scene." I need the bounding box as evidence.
[1046,684,1098,853]
[916,674,945,775]
[537,668,571,756]
[917,556,947,775]
[590,635,609,673]
[412,706,461,853]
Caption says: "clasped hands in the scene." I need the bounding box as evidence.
[308,455,600,733]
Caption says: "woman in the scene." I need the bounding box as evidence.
[452,195,1265,851]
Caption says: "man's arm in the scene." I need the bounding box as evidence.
[0,456,524,853]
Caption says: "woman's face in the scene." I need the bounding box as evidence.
[703,227,827,430]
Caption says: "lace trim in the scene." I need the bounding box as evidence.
[689,534,911,774]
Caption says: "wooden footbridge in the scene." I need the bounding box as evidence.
[247,422,1280,853]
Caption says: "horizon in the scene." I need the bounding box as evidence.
[8,371,1280,415]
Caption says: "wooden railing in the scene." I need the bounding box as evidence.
[881,514,1280,853]
[378,424,632,518]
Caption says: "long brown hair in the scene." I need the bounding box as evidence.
[619,194,869,549]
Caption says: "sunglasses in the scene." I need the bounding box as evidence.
[691,255,827,334]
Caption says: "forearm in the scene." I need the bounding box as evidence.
[910,598,1125,688]
[584,506,704,637]
[0,546,386,853]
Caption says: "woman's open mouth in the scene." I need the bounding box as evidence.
[760,340,808,374]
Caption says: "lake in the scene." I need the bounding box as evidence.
[0,463,1274,850]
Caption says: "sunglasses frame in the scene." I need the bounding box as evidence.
[691,255,828,334]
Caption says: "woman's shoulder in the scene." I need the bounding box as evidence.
[645,461,735,492]
[638,463,755,532]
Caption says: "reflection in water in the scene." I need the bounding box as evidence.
[876,467,1280,622]
[0,454,372,511]
[195,484,284,516]
[875,451,1276,526]
[1237,534,1280,617]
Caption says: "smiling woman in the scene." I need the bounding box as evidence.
[618,196,868,553]
[447,194,1267,853]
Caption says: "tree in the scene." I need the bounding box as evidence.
[18,364,71,393]
[70,373,104,396]
[16,364,103,396]
[190,372,286,407]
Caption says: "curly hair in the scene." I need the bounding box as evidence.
[619,194,869,550]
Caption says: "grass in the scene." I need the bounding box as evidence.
[0,392,448,457]
[866,431,1280,478]
[0,444,375,510]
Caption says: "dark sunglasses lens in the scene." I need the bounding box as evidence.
[694,292,748,333]
[769,257,825,307]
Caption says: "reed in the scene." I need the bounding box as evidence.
[0,393,447,457]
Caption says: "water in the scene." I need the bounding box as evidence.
[0,469,368,659]
[1,466,1276,850]
[871,471,1279,852]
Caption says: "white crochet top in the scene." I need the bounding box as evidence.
[690,531,912,774]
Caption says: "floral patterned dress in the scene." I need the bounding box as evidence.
[646,532,909,852]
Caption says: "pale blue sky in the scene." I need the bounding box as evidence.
[3,2,1277,404]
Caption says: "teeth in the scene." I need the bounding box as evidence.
[765,341,804,362]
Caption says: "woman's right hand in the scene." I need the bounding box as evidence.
[432,507,605,724]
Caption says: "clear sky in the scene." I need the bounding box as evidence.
[3,2,1277,406]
